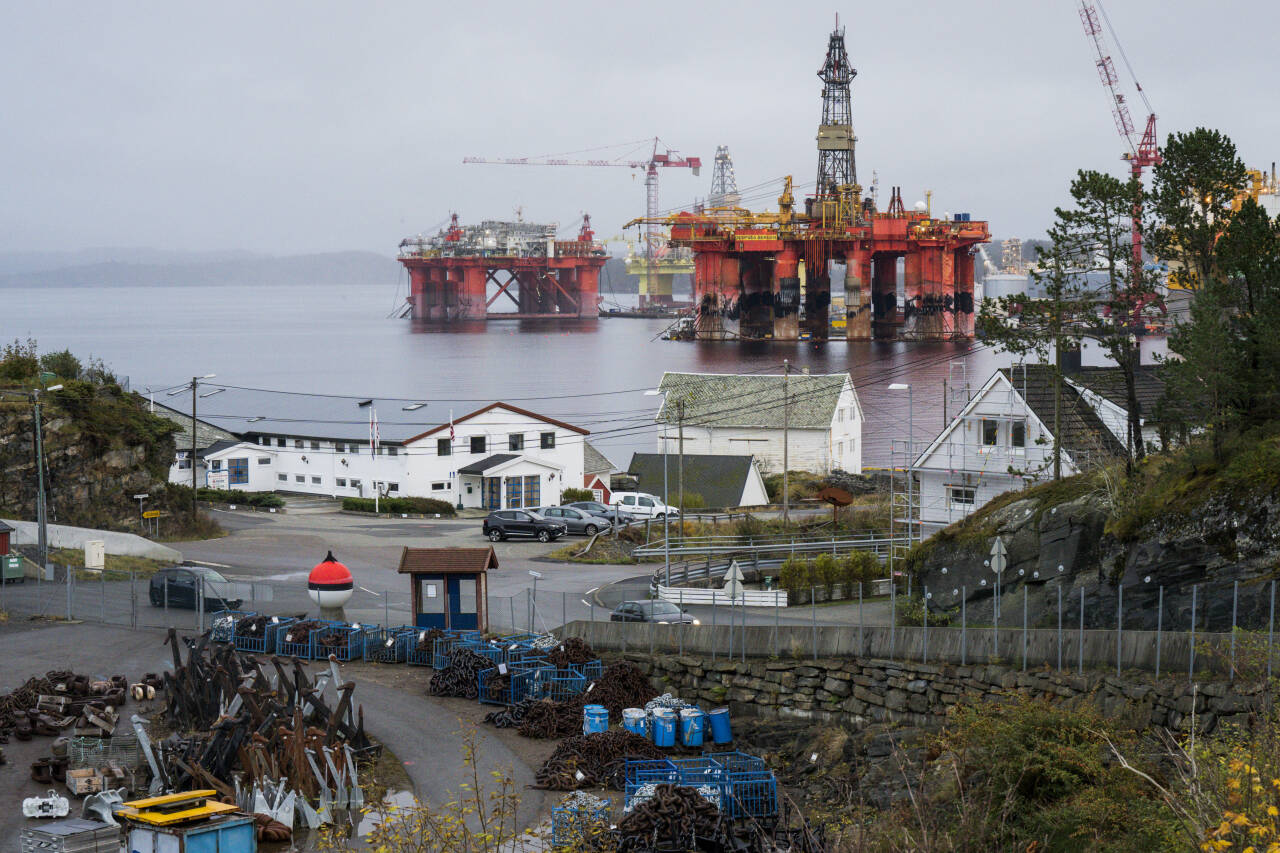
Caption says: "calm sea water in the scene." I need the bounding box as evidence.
[7,282,1015,468]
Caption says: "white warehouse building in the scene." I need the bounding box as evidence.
[654,371,862,475]
[189,388,592,510]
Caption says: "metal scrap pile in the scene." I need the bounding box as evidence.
[158,627,377,826]
[427,648,491,699]
[283,620,326,644]
[644,693,696,714]
[233,613,273,638]
[534,731,665,790]
[545,637,597,667]
[483,697,540,729]
[614,783,741,853]
[415,627,447,651]
[1,671,131,742]
[508,661,657,739]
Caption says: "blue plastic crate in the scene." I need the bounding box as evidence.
[208,609,255,643]
[703,751,767,775]
[551,803,609,848]
[478,662,546,706]
[532,666,589,702]
[431,631,482,669]
[366,625,416,663]
[675,756,726,789]
[234,615,293,654]
[721,770,778,820]
[624,759,681,811]
[312,624,362,662]
[276,621,317,659]
[348,623,382,660]
[577,659,604,681]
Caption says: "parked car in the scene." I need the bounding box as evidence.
[482,509,567,542]
[566,501,626,524]
[533,506,612,536]
[610,600,699,625]
[609,492,680,520]
[149,566,243,610]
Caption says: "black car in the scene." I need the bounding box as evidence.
[482,509,567,543]
[610,600,699,624]
[567,501,625,525]
[149,566,243,610]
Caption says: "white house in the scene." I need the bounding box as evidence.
[653,371,862,475]
[911,364,1165,535]
[149,401,238,486]
[193,388,588,510]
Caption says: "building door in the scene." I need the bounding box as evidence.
[523,475,540,507]
[447,576,478,630]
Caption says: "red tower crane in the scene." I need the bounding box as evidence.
[1079,0,1161,283]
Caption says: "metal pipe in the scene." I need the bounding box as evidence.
[1022,584,1028,672]
[811,586,817,661]
[1155,585,1163,679]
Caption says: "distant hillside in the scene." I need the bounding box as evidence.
[0,251,401,288]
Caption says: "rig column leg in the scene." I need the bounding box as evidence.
[845,251,872,341]
[953,250,975,338]
[915,246,948,340]
[772,248,800,340]
[576,266,601,318]
[459,266,486,320]
[408,267,428,320]
[902,252,923,338]
[874,254,901,339]
[803,259,831,341]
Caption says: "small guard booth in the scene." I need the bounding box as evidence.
[398,547,497,631]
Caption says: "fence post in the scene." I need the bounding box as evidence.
[961,585,967,666]
[711,598,717,661]
[1078,586,1084,676]
[1057,584,1063,672]
[66,564,73,622]
[811,586,817,662]
[130,571,137,630]
[1155,585,1163,680]
[1269,580,1276,682]
[773,590,780,658]
[923,586,929,665]
[1022,584,1027,672]
[1116,582,1123,677]
[649,608,654,655]
[728,594,735,660]
[890,577,896,661]
[1230,580,1238,682]
[1189,584,1197,684]
[384,591,390,628]
[590,601,595,649]
[740,594,746,664]
[679,589,684,656]
[562,591,567,632]
[858,583,864,657]
[510,597,517,636]
[100,571,106,623]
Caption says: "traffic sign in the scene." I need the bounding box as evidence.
[990,537,1007,574]
[142,510,162,519]
[722,560,745,598]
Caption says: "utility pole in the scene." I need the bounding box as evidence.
[676,399,685,519]
[782,360,790,525]
[32,391,50,573]
[191,377,198,517]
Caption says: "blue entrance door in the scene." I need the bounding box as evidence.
[448,575,479,630]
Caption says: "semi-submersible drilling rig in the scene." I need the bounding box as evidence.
[630,25,990,342]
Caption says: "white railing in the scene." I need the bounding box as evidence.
[656,584,788,608]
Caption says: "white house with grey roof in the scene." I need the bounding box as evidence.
[654,371,862,475]
[190,387,588,509]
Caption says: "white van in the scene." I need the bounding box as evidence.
[610,492,681,520]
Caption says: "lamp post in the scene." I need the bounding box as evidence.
[645,388,672,588]
[888,383,914,550]
[170,374,216,517]
[30,384,63,575]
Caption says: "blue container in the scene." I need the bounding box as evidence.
[622,708,648,738]
[583,704,609,735]
[708,707,732,744]
[235,615,293,654]
[679,708,705,747]
[652,708,676,747]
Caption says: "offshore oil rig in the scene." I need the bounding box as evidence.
[630,25,990,341]
[398,213,607,320]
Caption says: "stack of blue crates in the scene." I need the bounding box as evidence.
[208,609,254,643]
[623,759,681,811]
[704,752,776,820]
[235,615,293,654]
[477,662,546,706]
[276,620,324,659]
[533,666,589,702]
[312,623,363,661]
[430,631,484,669]
[364,625,417,663]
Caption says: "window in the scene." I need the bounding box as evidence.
[258,436,268,446]
[437,438,451,456]
[509,433,524,451]
[948,486,977,506]
[350,479,361,490]
[210,460,222,471]
[982,419,999,446]
[294,439,304,449]
[277,473,287,482]
[471,436,486,454]
[277,438,286,448]
[295,475,304,483]
[310,440,320,451]
[431,482,448,491]
[257,457,271,465]
[638,497,654,507]
[375,446,383,456]
[387,482,399,492]
[836,441,844,456]
[387,446,398,456]
[311,475,321,484]
[622,496,636,506]
[837,409,844,423]
[335,442,346,453]
[540,432,555,449]
[336,477,347,487]
[1011,420,1026,448]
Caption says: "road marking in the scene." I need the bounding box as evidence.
[585,587,598,596]
[186,560,231,569]
[358,586,381,596]
[581,599,591,608]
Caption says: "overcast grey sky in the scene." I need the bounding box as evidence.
[3,1,1277,256]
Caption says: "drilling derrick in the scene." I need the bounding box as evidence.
[708,146,741,209]
[814,26,858,202]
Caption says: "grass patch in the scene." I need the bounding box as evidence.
[545,537,638,565]
[49,548,177,580]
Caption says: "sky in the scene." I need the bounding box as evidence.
[3,0,1277,256]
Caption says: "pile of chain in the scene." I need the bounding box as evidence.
[415,628,446,652]
[545,637,596,667]
[314,627,355,652]
[513,662,657,739]
[529,633,561,650]
[590,662,658,717]
[615,783,739,853]
[483,697,539,729]
[534,731,665,790]
[282,620,325,645]
[644,692,695,713]
[518,699,585,739]
[427,648,490,700]
[234,614,272,638]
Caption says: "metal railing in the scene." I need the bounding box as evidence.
[632,530,898,560]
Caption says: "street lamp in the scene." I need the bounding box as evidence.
[187,375,216,517]
[644,388,672,588]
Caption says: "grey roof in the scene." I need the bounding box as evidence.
[584,442,614,475]
[151,401,238,450]
[656,372,851,430]
[627,453,757,510]
[201,439,240,459]
[0,520,13,534]
[457,453,520,475]
[1067,366,1166,418]
[1000,366,1126,460]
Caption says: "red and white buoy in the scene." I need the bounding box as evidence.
[308,551,354,618]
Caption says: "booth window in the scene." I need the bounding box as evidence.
[418,580,444,615]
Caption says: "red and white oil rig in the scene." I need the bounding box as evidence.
[629,24,991,341]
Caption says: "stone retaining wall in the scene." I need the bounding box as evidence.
[619,652,1268,736]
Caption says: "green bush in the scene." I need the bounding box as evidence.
[40,349,81,381]
[342,496,456,516]
[840,550,878,595]
[195,488,284,508]
[559,487,594,503]
[895,593,954,627]
[813,553,839,598]
[0,337,40,383]
[779,555,814,600]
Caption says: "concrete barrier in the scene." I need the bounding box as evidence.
[4,520,182,563]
